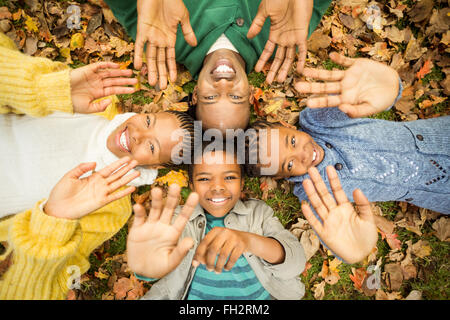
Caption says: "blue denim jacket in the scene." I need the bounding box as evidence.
[288,108,450,214]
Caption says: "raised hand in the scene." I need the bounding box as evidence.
[295,52,400,118]
[301,166,377,264]
[44,157,140,220]
[135,0,197,90]
[192,227,249,273]
[70,62,137,114]
[126,184,199,279]
[247,0,313,84]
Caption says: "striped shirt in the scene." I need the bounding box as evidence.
[186,214,271,300]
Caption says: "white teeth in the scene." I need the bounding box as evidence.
[210,198,227,203]
[214,64,233,73]
[120,131,129,152]
[312,151,317,162]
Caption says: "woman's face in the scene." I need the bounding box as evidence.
[106,112,183,167]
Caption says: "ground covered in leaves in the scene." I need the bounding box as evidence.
[1,0,448,300]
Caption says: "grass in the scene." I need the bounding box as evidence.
[118,90,153,105]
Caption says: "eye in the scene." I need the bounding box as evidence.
[146,115,151,127]
[149,143,154,154]
[197,177,209,182]
[204,95,215,100]
[291,136,296,147]
[225,176,237,180]
[287,160,293,171]
[229,94,242,100]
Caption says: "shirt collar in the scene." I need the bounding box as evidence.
[188,199,251,221]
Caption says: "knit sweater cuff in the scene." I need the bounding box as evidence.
[28,199,79,246]
[36,69,73,114]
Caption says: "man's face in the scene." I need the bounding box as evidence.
[258,126,324,177]
[191,150,243,217]
[193,49,252,131]
[106,112,183,167]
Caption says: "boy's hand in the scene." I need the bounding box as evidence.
[247,0,313,84]
[44,157,140,220]
[70,62,137,114]
[301,166,377,264]
[294,52,400,118]
[192,227,249,273]
[127,184,199,279]
[135,0,197,90]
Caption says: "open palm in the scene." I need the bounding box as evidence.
[295,52,400,118]
[301,166,378,264]
[127,184,199,279]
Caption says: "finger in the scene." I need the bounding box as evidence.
[157,47,168,90]
[104,86,136,96]
[97,157,131,178]
[301,201,325,234]
[134,36,145,70]
[146,45,158,86]
[132,203,148,228]
[277,46,295,83]
[302,67,345,81]
[106,185,136,203]
[205,235,227,271]
[247,8,267,39]
[215,241,234,273]
[107,170,140,192]
[180,14,197,47]
[326,166,348,205]
[295,81,342,94]
[166,47,177,83]
[102,77,138,87]
[170,237,195,267]
[266,46,285,84]
[329,52,355,68]
[255,40,275,72]
[353,189,374,222]
[306,95,342,108]
[148,187,163,222]
[339,102,376,118]
[308,166,337,211]
[224,245,244,271]
[172,192,199,233]
[89,98,111,113]
[159,183,181,224]
[99,68,134,78]
[105,159,137,182]
[193,228,219,265]
[302,178,329,221]
[65,162,97,179]
[92,61,120,72]
[296,42,307,74]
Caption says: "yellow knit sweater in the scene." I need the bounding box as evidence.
[0,32,132,299]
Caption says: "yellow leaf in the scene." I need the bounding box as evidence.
[25,15,39,33]
[94,271,109,280]
[329,257,342,273]
[263,98,284,115]
[12,9,22,21]
[155,170,188,188]
[70,33,85,51]
[59,47,72,64]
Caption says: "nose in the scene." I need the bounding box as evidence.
[211,178,225,192]
[212,78,234,90]
[130,126,146,145]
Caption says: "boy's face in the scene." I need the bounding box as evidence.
[190,150,244,217]
[258,126,324,177]
[106,112,182,167]
[193,49,253,132]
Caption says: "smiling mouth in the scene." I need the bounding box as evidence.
[117,128,130,153]
[207,197,232,205]
[211,59,235,80]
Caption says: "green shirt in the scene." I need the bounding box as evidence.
[105,0,332,78]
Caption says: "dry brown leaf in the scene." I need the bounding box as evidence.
[300,229,320,261]
[0,7,12,20]
[407,0,433,23]
[404,37,428,61]
[432,217,450,241]
[411,240,432,258]
[405,290,422,300]
[383,263,403,291]
[307,29,331,53]
[313,280,326,300]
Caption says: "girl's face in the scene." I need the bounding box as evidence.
[258,126,324,177]
[107,112,183,167]
[191,150,244,217]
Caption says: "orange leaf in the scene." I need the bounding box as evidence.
[349,267,367,291]
[416,60,432,80]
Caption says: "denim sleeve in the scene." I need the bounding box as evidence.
[386,77,403,111]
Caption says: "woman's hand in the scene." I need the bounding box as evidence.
[301,166,378,264]
[44,157,139,219]
[70,62,137,114]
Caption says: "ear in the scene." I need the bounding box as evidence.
[192,86,198,104]
[248,85,255,104]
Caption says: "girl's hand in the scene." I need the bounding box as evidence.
[70,62,137,114]
[126,184,199,279]
[192,227,249,273]
[247,0,314,83]
[44,157,140,220]
[294,52,400,118]
[301,166,378,264]
[135,0,197,90]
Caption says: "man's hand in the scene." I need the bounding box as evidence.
[70,62,137,114]
[192,227,249,273]
[247,0,313,84]
[301,166,378,264]
[135,0,197,90]
[127,184,199,279]
[295,52,400,118]
[44,157,140,220]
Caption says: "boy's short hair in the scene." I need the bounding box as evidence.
[188,139,245,183]
[160,110,195,168]
[244,120,284,177]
